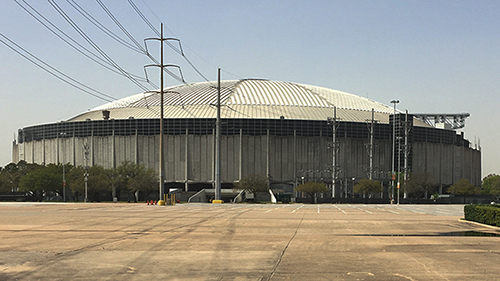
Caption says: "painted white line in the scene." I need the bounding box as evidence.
[317,205,320,213]
[334,205,347,214]
[364,210,373,214]
[388,210,399,214]
[292,205,304,213]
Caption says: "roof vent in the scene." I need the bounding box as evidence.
[102,110,110,120]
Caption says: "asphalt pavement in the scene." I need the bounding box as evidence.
[0,203,499,280]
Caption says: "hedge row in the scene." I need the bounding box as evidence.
[464,204,500,227]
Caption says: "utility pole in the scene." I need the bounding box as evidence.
[159,24,164,203]
[83,143,89,203]
[215,68,221,201]
[370,109,374,180]
[63,163,66,202]
[327,106,339,198]
[390,99,399,204]
[365,108,377,180]
[403,110,411,199]
[397,122,401,205]
[144,24,182,205]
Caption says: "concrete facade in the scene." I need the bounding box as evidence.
[13,122,481,196]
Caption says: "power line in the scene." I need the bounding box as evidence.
[14,0,153,86]
[128,0,160,37]
[128,0,221,83]
[95,0,147,54]
[67,0,144,53]
[138,0,162,27]
[68,0,188,86]
[0,32,115,102]
[48,0,150,92]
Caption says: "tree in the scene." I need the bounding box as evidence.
[116,161,157,202]
[105,168,121,200]
[126,166,157,201]
[448,178,477,196]
[18,164,60,201]
[406,173,437,199]
[354,179,382,198]
[0,166,9,192]
[235,174,268,202]
[489,179,500,200]
[0,161,40,192]
[295,182,328,203]
[67,165,109,201]
[481,174,500,195]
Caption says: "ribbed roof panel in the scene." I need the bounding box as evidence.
[68,79,427,126]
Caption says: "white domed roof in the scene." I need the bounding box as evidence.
[68,79,412,125]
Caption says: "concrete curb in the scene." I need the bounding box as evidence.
[458,218,500,230]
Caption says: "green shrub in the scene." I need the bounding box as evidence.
[464,204,500,227]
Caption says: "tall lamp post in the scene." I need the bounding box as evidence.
[351,177,355,199]
[60,132,66,202]
[390,99,399,204]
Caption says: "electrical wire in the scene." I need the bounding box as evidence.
[128,0,160,37]
[67,0,144,53]
[68,0,187,86]
[48,0,150,92]
[95,0,147,54]
[14,0,153,86]
[138,0,162,27]
[128,0,214,83]
[0,32,115,102]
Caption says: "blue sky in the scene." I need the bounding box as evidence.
[0,0,498,178]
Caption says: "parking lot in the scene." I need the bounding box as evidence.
[1,203,499,280]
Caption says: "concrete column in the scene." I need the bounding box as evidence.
[185,128,189,192]
[112,129,116,169]
[239,129,242,181]
[91,130,94,166]
[22,133,25,162]
[439,140,443,194]
[56,134,59,164]
[293,130,297,191]
[31,140,34,164]
[42,129,45,165]
[72,131,76,166]
[135,128,138,164]
[212,128,215,187]
[266,129,270,187]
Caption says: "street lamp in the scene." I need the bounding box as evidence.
[59,132,66,202]
[351,177,355,198]
[397,136,402,205]
[390,99,399,204]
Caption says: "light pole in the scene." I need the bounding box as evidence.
[62,163,66,202]
[60,132,66,202]
[390,99,399,204]
[83,143,90,203]
[397,136,401,205]
[351,177,355,198]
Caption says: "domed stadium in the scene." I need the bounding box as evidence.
[13,79,481,201]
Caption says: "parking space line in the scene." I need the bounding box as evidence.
[291,205,304,213]
[334,205,347,214]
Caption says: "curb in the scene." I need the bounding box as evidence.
[458,218,500,230]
